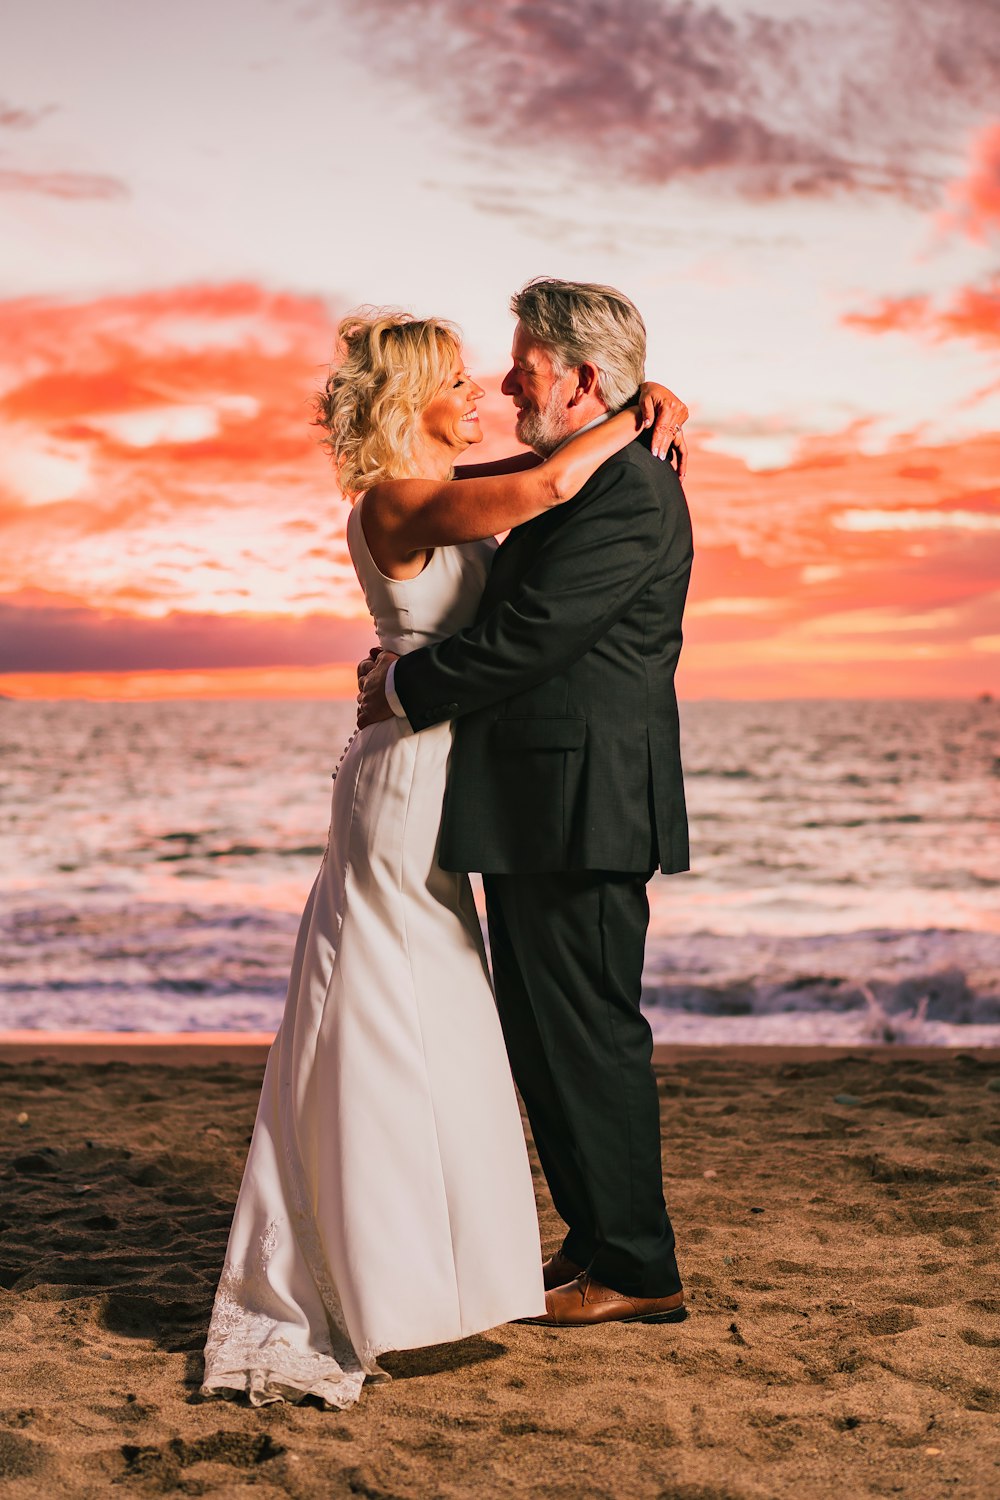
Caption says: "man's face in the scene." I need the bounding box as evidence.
[500,320,577,455]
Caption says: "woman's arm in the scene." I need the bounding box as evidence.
[365,406,647,554]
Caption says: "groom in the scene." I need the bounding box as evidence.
[359,277,693,1326]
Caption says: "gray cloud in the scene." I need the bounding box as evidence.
[0,599,372,673]
[346,0,1000,199]
[425,176,802,250]
[0,96,124,200]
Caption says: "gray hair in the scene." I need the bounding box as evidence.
[509,277,646,411]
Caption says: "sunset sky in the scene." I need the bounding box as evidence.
[2,0,998,699]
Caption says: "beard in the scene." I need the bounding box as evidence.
[515,392,576,456]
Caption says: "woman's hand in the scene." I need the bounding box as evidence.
[637,382,689,479]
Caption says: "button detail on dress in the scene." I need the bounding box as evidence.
[331,729,359,781]
[324,729,360,866]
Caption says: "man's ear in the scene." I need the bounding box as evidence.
[570,362,600,405]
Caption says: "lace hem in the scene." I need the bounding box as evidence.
[201,1353,389,1411]
[201,1243,392,1411]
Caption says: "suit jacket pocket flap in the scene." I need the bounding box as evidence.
[492,717,587,751]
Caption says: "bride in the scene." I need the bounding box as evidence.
[200,310,687,1409]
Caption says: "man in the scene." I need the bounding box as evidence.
[359,277,693,1326]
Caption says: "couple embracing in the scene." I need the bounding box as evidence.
[201,278,694,1409]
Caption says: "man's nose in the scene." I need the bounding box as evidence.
[500,367,518,396]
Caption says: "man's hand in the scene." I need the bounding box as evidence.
[356,645,381,691]
[357,650,399,729]
[637,382,689,480]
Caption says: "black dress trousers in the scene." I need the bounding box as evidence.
[483,869,681,1299]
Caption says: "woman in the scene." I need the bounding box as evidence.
[201,311,688,1410]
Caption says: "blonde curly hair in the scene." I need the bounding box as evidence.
[314,310,462,497]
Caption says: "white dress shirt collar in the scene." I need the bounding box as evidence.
[547,409,612,457]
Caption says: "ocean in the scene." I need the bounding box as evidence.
[1,697,997,1044]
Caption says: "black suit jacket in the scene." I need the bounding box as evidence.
[392,438,694,874]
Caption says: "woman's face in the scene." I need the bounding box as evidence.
[419,351,485,455]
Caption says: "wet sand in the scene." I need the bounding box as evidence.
[0,1039,998,1498]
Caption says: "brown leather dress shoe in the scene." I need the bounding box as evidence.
[523,1273,686,1327]
[542,1250,584,1291]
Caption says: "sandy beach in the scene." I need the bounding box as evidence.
[0,1039,998,1499]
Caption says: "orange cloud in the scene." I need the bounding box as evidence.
[0,282,362,616]
[1,283,996,700]
[0,666,360,702]
[943,118,1000,240]
[674,424,999,696]
[0,282,533,632]
[844,280,1000,347]
[7,422,997,700]
[845,120,1000,353]
[937,282,1000,344]
[842,294,932,336]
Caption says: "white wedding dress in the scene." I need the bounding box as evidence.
[200,498,545,1409]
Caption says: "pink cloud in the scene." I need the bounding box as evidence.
[0,101,55,130]
[0,168,127,200]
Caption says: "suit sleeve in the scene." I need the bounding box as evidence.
[393,460,675,730]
